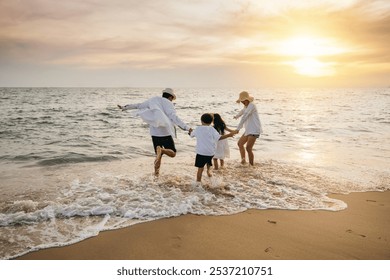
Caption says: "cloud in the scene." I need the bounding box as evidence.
[0,0,389,86]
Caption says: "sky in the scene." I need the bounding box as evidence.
[0,0,389,88]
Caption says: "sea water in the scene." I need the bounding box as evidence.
[0,87,389,259]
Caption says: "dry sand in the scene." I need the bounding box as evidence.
[18,191,390,260]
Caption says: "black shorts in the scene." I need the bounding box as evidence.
[151,136,176,153]
[247,134,260,138]
[195,154,213,168]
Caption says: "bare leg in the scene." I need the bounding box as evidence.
[154,146,163,176]
[196,167,204,182]
[220,159,224,168]
[213,158,218,170]
[206,164,212,177]
[154,147,176,176]
[237,135,248,164]
[161,148,176,158]
[246,136,257,165]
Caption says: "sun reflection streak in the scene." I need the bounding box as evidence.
[296,136,317,162]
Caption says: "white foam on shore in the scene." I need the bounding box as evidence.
[0,157,388,259]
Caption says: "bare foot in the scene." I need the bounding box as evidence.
[241,158,247,164]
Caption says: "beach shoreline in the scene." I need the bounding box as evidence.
[16,191,390,260]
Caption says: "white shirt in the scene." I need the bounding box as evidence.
[123,96,190,137]
[190,126,221,156]
[235,102,263,135]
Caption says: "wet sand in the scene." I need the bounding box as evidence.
[18,191,390,260]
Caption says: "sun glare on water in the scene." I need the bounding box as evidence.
[278,36,344,77]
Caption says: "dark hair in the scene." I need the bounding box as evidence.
[213,113,226,134]
[201,113,213,125]
[162,92,173,99]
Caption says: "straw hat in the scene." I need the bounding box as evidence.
[162,88,176,100]
[236,91,254,103]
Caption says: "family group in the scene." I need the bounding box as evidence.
[118,88,263,183]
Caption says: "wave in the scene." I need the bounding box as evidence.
[1,160,366,227]
[1,157,389,260]
[1,87,390,259]
[36,154,119,166]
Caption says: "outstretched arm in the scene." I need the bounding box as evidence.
[233,108,244,120]
[225,126,235,133]
[219,130,238,140]
[117,104,139,111]
[117,100,149,111]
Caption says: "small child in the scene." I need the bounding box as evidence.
[213,113,235,170]
[190,113,236,183]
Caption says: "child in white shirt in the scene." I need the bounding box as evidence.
[190,113,236,183]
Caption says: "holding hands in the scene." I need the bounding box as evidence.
[232,130,239,137]
[226,130,239,138]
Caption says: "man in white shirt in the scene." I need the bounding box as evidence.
[118,88,192,176]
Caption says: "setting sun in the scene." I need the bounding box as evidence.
[291,57,335,77]
[278,36,345,77]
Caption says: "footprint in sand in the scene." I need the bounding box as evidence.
[264,247,280,258]
[170,235,182,249]
[346,229,366,238]
[365,200,385,206]
[264,247,273,253]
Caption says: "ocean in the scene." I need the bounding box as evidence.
[0,87,389,259]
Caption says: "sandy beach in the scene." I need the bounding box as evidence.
[17,191,389,260]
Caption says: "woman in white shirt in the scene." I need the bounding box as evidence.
[234,91,263,166]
